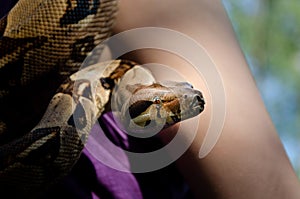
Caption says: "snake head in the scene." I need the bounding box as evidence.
[119,81,205,134]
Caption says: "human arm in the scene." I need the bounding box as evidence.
[112,0,300,198]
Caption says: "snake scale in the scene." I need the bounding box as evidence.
[0,0,205,197]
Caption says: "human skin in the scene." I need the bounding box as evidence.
[112,0,300,198]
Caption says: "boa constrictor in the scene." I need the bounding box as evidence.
[0,0,205,197]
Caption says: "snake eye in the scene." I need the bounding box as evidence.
[153,96,161,104]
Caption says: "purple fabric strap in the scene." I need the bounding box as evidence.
[82,118,143,199]
[41,112,192,199]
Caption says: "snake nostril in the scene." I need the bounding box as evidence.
[195,95,200,103]
[193,95,204,106]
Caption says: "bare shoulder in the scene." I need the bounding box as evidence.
[113,0,224,32]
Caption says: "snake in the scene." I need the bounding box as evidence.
[0,0,205,197]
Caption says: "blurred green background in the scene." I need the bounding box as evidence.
[222,0,300,178]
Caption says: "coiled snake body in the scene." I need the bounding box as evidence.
[0,0,205,196]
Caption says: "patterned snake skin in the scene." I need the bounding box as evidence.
[0,0,205,197]
[0,0,118,196]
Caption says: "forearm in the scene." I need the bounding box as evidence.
[113,0,300,198]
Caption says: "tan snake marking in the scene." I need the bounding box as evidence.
[0,0,205,197]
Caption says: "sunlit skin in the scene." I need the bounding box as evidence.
[113,0,300,198]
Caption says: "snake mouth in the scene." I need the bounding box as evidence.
[191,104,205,116]
[180,94,205,120]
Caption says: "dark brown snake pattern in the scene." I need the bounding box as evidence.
[0,0,205,197]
